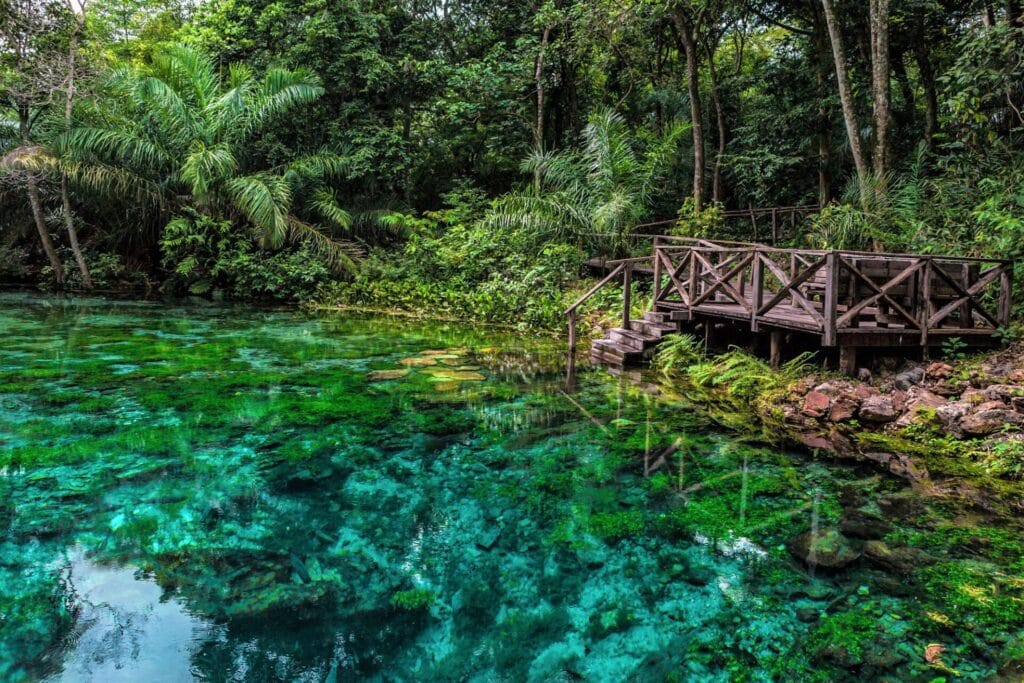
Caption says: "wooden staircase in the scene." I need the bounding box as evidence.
[589,309,685,368]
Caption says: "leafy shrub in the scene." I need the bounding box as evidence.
[160,211,331,301]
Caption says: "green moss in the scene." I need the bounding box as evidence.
[589,510,644,541]
[390,588,436,610]
[917,561,1024,635]
[804,603,882,663]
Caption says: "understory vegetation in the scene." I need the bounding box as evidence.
[0,0,1022,330]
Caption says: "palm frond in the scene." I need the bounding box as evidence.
[286,215,361,274]
[226,173,292,247]
[310,188,353,230]
[181,142,238,198]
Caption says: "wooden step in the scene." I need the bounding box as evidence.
[643,310,673,324]
[631,319,677,337]
[609,328,658,352]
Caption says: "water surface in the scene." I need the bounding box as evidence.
[1,293,1022,681]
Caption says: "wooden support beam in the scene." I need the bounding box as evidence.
[839,345,857,376]
[770,330,782,368]
[622,262,632,331]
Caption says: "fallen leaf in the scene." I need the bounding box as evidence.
[924,643,945,664]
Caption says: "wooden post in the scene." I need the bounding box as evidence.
[652,237,662,305]
[960,263,977,328]
[751,250,763,332]
[839,345,857,376]
[771,208,778,246]
[687,249,698,317]
[919,257,932,347]
[568,310,577,352]
[749,203,758,242]
[999,263,1013,329]
[823,251,839,347]
[770,330,782,368]
[622,262,632,331]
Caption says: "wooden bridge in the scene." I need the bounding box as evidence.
[567,237,1014,373]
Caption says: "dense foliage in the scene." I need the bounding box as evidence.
[1,0,1022,325]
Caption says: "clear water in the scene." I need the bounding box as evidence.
[2,293,1023,682]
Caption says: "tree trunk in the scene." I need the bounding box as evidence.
[19,108,64,287]
[533,24,551,190]
[63,2,91,288]
[913,36,938,148]
[27,175,65,287]
[811,2,832,206]
[671,9,705,212]
[706,41,727,205]
[820,0,869,195]
[869,0,891,183]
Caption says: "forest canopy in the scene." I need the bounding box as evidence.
[1,0,1022,325]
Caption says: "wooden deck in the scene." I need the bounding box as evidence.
[568,237,1014,371]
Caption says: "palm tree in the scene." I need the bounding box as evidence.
[51,45,359,270]
[485,110,686,254]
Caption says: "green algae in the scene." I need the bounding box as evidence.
[2,293,1024,682]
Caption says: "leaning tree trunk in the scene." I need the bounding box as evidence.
[672,9,705,212]
[869,0,891,184]
[62,4,91,289]
[26,175,65,287]
[19,109,64,287]
[820,0,869,196]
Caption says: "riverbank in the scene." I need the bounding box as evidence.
[654,340,1024,508]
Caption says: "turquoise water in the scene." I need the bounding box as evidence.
[1,293,1023,681]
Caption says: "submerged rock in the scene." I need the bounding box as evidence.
[787,529,861,570]
[862,541,936,575]
[839,509,892,540]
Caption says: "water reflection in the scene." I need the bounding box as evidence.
[46,550,216,682]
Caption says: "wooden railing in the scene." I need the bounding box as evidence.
[652,243,1014,346]
[564,255,650,351]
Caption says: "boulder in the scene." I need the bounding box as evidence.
[856,367,873,382]
[802,391,831,418]
[829,396,859,422]
[984,384,1021,403]
[853,385,881,400]
[895,387,948,427]
[936,401,972,433]
[1012,396,1024,414]
[894,367,925,391]
[932,381,964,397]
[959,408,1024,436]
[859,395,897,423]
[786,528,861,570]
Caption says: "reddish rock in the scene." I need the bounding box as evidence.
[936,401,972,435]
[891,389,909,412]
[984,384,1020,403]
[932,381,963,397]
[859,395,897,423]
[798,430,853,454]
[926,362,953,380]
[853,385,881,400]
[802,391,831,418]
[959,408,1024,436]
[861,452,930,482]
[895,388,948,427]
[830,396,859,422]
[1008,369,1024,383]
[1012,396,1024,414]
